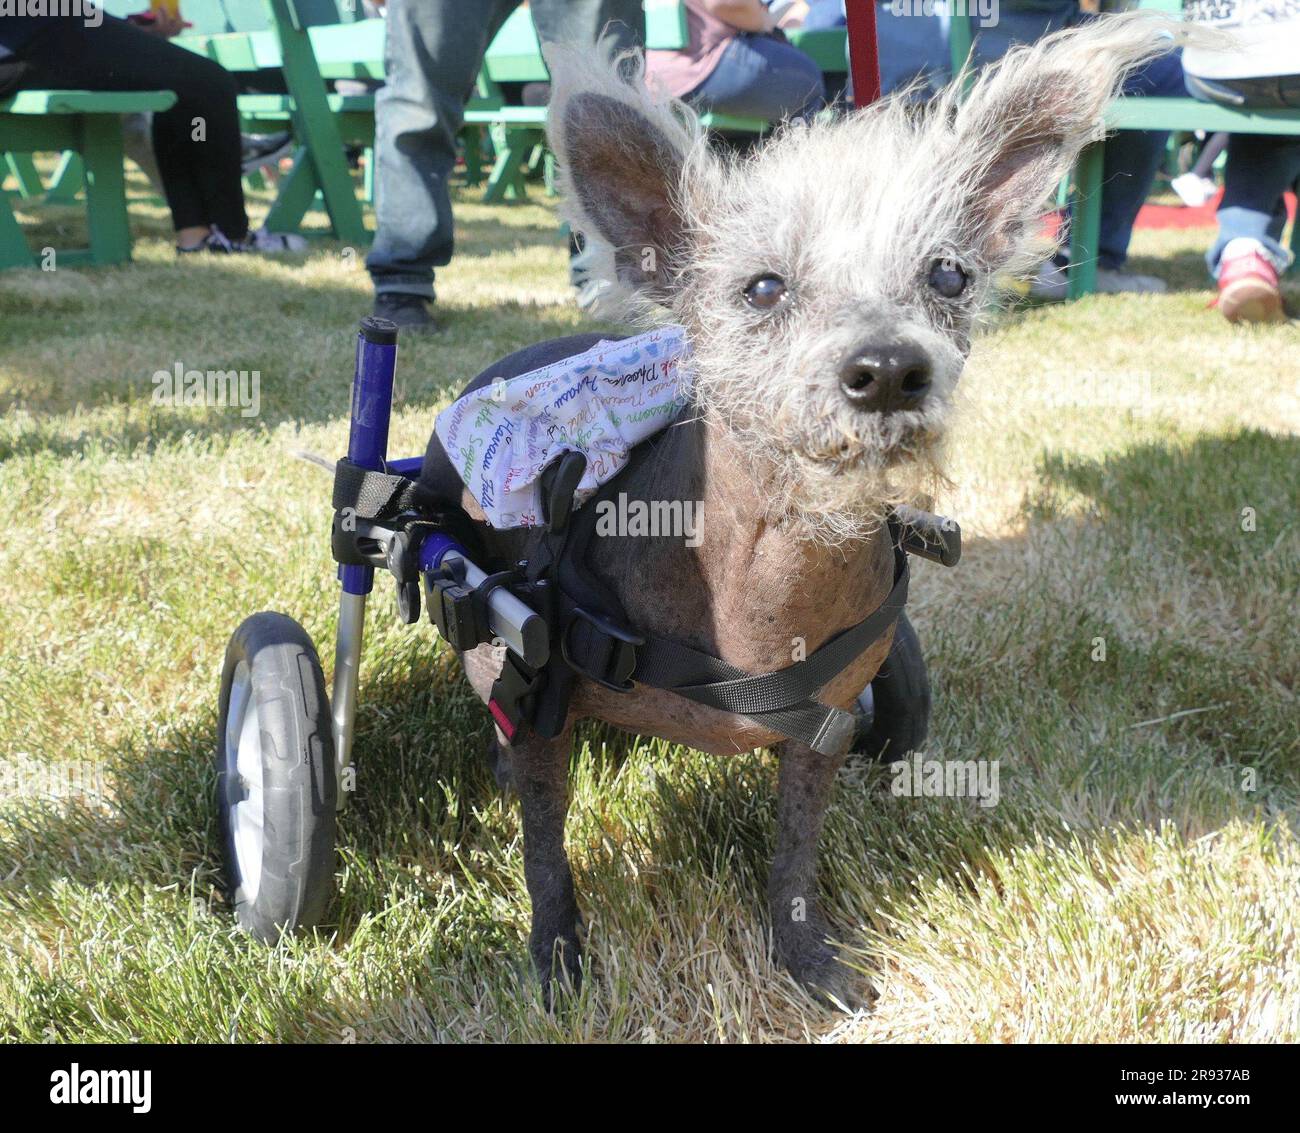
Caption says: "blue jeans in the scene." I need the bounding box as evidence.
[877,10,948,97]
[967,3,1078,68]
[802,0,846,30]
[686,32,825,120]
[1205,135,1300,277]
[1185,73,1300,275]
[975,6,1186,270]
[366,0,642,299]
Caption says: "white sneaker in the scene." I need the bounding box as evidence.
[240,131,294,175]
[244,227,307,253]
[1029,258,1068,301]
[1095,268,1167,294]
[1171,173,1218,208]
[575,276,619,316]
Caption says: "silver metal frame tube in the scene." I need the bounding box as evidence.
[331,590,367,812]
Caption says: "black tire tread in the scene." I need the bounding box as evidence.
[851,612,930,763]
[216,612,337,941]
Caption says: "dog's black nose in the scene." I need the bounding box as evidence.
[839,342,932,412]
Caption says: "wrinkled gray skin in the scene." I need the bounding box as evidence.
[419,341,895,1006]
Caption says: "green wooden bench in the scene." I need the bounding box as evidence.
[177,0,371,243]
[1,0,835,258]
[0,88,178,268]
[1072,97,1300,296]
[51,0,373,242]
[223,0,369,243]
[460,6,768,202]
[25,0,260,204]
[784,28,849,76]
[467,3,774,203]
[167,4,551,214]
[948,12,1300,297]
[461,9,555,204]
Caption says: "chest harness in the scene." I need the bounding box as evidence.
[330,437,960,757]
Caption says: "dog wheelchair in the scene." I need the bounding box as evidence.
[216,318,959,940]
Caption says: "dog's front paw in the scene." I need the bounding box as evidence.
[786,949,869,1011]
[775,921,869,1011]
[530,922,583,1008]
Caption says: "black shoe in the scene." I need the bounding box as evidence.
[240,130,294,175]
[373,292,439,333]
[176,226,245,255]
[176,226,307,256]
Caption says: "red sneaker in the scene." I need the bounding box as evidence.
[1217,239,1286,324]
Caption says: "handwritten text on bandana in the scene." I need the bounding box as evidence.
[434,326,691,528]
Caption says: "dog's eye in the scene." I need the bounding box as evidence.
[743,274,788,311]
[928,258,968,299]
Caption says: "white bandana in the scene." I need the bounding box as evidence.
[435,326,691,528]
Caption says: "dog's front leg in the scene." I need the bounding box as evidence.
[769,739,860,1006]
[511,727,583,998]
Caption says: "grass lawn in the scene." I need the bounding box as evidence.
[0,175,1297,1043]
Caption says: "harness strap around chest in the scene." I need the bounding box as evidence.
[556,511,911,757]
[632,533,909,755]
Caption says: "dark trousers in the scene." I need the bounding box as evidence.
[0,16,247,237]
[366,0,643,298]
[1185,73,1300,275]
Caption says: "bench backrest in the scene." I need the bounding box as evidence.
[98,0,357,33]
[98,0,229,33]
[482,8,551,84]
[645,0,689,50]
[219,0,360,31]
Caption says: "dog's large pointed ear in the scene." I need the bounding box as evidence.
[944,12,1193,270]
[544,42,704,299]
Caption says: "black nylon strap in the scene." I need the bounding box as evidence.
[629,529,910,756]
[332,458,424,521]
[635,558,907,714]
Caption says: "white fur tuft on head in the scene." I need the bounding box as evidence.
[544,40,706,311]
[928,11,1230,277]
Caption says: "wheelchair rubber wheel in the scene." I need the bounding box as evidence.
[850,612,931,764]
[216,612,337,941]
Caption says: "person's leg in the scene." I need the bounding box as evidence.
[877,10,949,97]
[11,16,247,240]
[1192,132,1229,180]
[366,0,516,303]
[528,0,643,53]
[687,33,825,120]
[1096,49,1186,270]
[146,49,246,239]
[801,0,846,31]
[1206,133,1300,277]
[968,4,1075,67]
[530,0,643,311]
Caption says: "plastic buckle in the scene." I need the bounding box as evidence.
[488,651,543,742]
[540,451,587,534]
[899,511,962,568]
[425,570,485,653]
[560,607,643,692]
[386,528,421,624]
